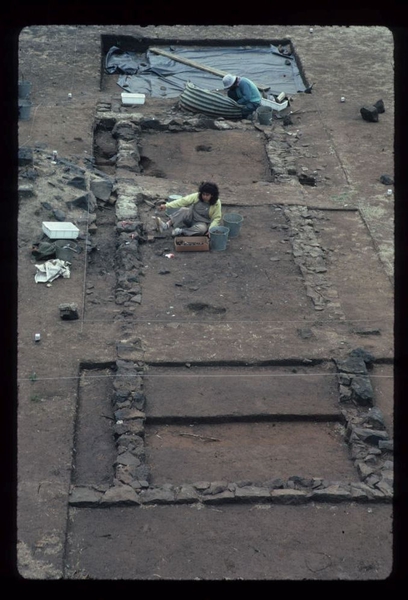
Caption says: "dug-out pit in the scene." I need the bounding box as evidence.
[138,130,273,183]
[144,421,357,486]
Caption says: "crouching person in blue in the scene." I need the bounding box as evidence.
[156,182,222,237]
[222,73,262,119]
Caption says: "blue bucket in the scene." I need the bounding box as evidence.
[209,226,229,251]
[18,81,32,99]
[223,213,243,238]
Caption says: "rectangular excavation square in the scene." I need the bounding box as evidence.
[138,204,311,323]
[144,364,340,420]
[144,421,356,485]
[139,131,272,182]
[101,40,307,98]
[316,210,394,322]
[136,203,351,362]
[74,367,117,486]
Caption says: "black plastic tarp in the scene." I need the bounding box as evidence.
[105,45,306,98]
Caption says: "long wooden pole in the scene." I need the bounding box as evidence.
[149,47,269,92]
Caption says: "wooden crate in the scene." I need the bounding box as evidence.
[174,236,210,252]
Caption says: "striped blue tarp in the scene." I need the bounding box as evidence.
[179,82,243,119]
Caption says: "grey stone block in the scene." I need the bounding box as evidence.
[90,178,114,201]
[100,484,140,506]
[139,487,175,504]
[234,486,271,501]
[69,486,103,506]
[309,485,351,501]
[270,489,308,504]
[350,376,374,405]
[67,175,87,190]
[174,485,200,503]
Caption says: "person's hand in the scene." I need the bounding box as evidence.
[158,203,167,211]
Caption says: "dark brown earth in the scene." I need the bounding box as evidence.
[15,25,396,581]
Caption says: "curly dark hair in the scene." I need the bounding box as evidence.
[198,181,219,205]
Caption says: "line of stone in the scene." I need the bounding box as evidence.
[333,348,393,495]
[283,205,346,318]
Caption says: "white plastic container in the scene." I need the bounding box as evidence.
[121,92,146,105]
[42,222,79,239]
[260,97,289,112]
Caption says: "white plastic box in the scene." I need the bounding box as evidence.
[261,97,289,111]
[121,92,146,105]
[42,221,79,239]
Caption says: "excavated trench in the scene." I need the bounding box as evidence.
[68,39,393,504]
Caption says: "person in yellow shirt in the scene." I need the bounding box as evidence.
[156,182,222,237]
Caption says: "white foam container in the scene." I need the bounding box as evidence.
[42,221,79,239]
[121,92,146,105]
[261,97,289,111]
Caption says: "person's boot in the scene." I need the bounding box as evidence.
[156,217,169,232]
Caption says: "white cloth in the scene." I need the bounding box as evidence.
[35,259,71,283]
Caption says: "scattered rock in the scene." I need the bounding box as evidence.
[187,302,226,315]
[362,407,386,429]
[374,99,385,114]
[334,356,367,374]
[297,328,314,339]
[59,303,79,320]
[67,191,97,212]
[18,147,33,166]
[52,208,66,222]
[350,376,374,406]
[298,173,316,186]
[90,178,114,201]
[379,439,393,451]
[351,427,389,445]
[360,105,378,122]
[353,327,381,336]
[379,174,394,185]
[67,175,87,191]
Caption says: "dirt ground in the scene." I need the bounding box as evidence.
[14,25,397,582]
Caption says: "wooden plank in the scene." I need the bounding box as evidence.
[149,47,269,92]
